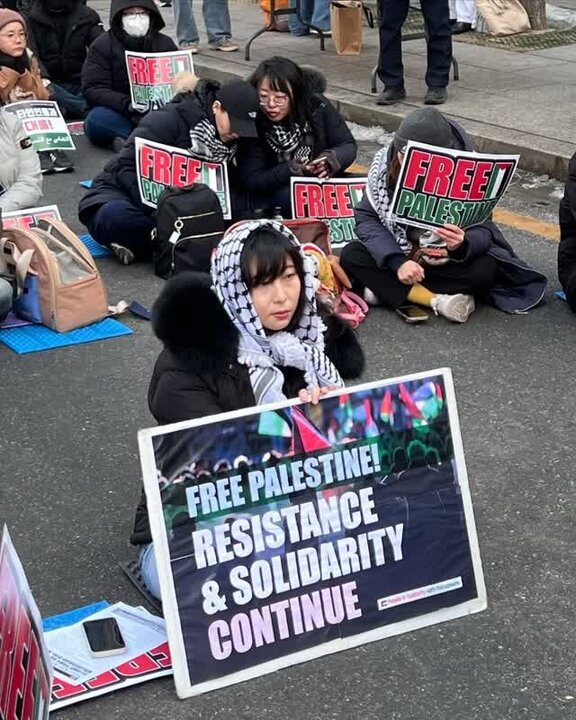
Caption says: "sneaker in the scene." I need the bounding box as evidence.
[38,151,55,175]
[209,38,239,52]
[51,150,74,173]
[424,87,447,105]
[363,288,380,306]
[156,0,171,6]
[110,243,136,266]
[431,293,475,323]
[112,136,125,154]
[181,43,198,54]
[376,86,407,106]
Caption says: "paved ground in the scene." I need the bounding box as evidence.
[86,0,576,178]
[1,109,575,719]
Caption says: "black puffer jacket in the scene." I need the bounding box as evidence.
[24,0,103,85]
[235,89,357,196]
[78,80,220,224]
[81,0,176,117]
[130,272,366,545]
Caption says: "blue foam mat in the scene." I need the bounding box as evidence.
[80,233,113,258]
[0,318,133,354]
[79,179,93,188]
[43,601,109,632]
[556,289,567,301]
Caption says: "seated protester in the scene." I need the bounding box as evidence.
[558,152,576,312]
[82,0,177,151]
[23,0,103,119]
[235,55,357,217]
[341,108,547,322]
[78,76,259,266]
[130,219,366,598]
[0,8,73,173]
[0,106,42,210]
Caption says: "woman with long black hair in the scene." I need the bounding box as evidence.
[235,55,357,217]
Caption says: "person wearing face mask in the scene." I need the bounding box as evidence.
[78,77,260,266]
[22,0,103,119]
[236,56,357,218]
[340,107,547,322]
[82,0,176,151]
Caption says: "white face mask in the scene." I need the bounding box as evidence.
[122,13,150,37]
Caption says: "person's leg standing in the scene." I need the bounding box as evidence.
[173,0,200,49]
[310,0,331,32]
[289,0,313,36]
[376,0,410,105]
[421,0,452,104]
[204,0,238,50]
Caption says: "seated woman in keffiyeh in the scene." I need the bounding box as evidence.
[340,107,547,323]
[130,218,365,598]
[234,56,358,218]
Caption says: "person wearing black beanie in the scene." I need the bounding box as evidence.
[340,108,547,322]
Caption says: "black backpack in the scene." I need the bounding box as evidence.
[152,184,225,279]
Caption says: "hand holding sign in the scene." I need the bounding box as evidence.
[435,223,465,251]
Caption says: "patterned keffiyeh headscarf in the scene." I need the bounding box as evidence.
[211,219,344,405]
[265,121,313,165]
[365,147,412,255]
[189,118,236,163]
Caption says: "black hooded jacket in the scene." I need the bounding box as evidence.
[24,0,103,84]
[235,70,357,196]
[130,272,366,545]
[78,80,220,223]
[81,0,176,117]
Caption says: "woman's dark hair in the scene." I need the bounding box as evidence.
[240,227,307,330]
[249,56,314,128]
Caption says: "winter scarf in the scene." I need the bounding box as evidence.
[211,219,343,405]
[0,50,29,74]
[365,147,411,255]
[265,120,313,164]
[189,117,236,163]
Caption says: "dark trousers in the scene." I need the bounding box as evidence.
[85,199,154,260]
[84,107,136,149]
[340,241,499,309]
[50,82,88,119]
[377,0,452,89]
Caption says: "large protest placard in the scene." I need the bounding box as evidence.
[135,137,231,218]
[126,50,195,111]
[0,526,53,719]
[138,368,486,699]
[4,100,75,151]
[389,141,518,230]
[291,177,366,248]
[3,204,61,230]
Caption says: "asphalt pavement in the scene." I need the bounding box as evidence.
[1,131,575,720]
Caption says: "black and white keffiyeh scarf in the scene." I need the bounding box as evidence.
[265,121,313,164]
[211,219,343,405]
[189,118,236,163]
[365,147,411,255]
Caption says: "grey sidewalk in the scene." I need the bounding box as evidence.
[91,0,576,178]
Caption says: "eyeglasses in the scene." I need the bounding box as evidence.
[258,93,289,108]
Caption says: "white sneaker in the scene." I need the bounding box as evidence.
[431,293,475,323]
[363,288,379,306]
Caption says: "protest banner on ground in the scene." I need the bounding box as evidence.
[0,526,53,719]
[290,177,366,247]
[50,642,172,710]
[4,100,75,151]
[126,50,195,111]
[135,137,231,218]
[389,141,518,230]
[138,368,487,699]
[3,204,62,230]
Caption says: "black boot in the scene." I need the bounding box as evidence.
[451,21,472,34]
[424,87,447,105]
[376,86,407,106]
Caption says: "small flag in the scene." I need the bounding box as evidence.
[290,407,332,454]
[258,410,291,437]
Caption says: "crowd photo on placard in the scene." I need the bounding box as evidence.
[0,0,574,708]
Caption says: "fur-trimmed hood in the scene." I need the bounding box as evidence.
[152,271,365,380]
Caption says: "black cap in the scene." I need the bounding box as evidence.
[393,107,455,153]
[216,80,259,139]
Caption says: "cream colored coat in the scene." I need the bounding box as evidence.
[0,109,42,212]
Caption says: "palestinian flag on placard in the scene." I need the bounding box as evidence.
[339,393,354,434]
[290,407,332,454]
[364,398,379,438]
[258,410,292,437]
[380,389,394,425]
[435,382,443,404]
[399,383,424,421]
